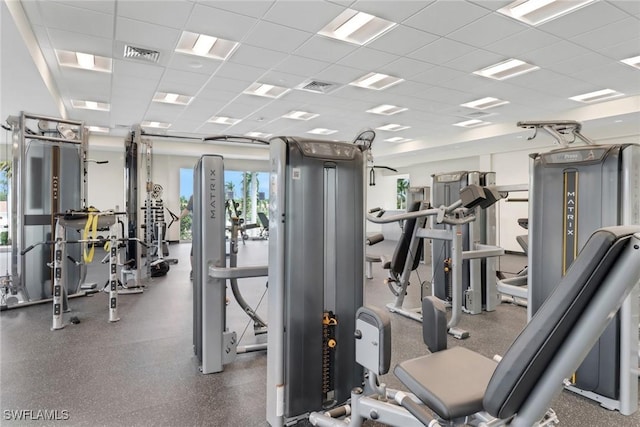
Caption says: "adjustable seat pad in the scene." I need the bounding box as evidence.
[385,201,423,273]
[395,346,497,420]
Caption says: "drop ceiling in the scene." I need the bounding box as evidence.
[2,0,639,165]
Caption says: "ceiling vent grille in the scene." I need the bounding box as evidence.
[464,111,493,119]
[296,80,339,94]
[123,45,160,63]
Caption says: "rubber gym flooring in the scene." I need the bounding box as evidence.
[1,239,638,426]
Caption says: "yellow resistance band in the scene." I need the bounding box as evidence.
[83,210,99,263]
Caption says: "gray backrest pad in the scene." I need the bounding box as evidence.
[483,227,637,419]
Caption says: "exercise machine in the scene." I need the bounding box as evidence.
[310,226,640,427]
[193,152,269,374]
[524,120,640,414]
[2,113,90,309]
[267,135,371,427]
[367,184,504,337]
[431,171,500,314]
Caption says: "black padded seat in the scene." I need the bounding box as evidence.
[384,201,424,273]
[515,235,528,254]
[394,346,497,420]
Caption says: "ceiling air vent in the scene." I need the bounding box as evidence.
[123,44,160,63]
[296,80,339,94]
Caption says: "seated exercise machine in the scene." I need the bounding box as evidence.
[367,184,504,338]
[310,226,640,427]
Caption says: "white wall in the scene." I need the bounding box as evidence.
[366,172,405,235]
[87,144,268,241]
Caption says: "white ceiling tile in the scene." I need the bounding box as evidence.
[525,41,592,69]
[220,98,273,117]
[113,59,164,80]
[316,64,366,84]
[204,0,275,18]
[295,35,358,63]
[447,13,527,47]
[145,103,188,122]
[40,1,114,38]
[197,88,240,104]
[570,18,640,51]
[244,20,313,54]
[185,3,258,41]
[408,38,477,65]
[117,1,193,29]
[439,74,501,94]
[273,55,331,77]
[50,0,115,15]
[166,52,224,76]
[377,57,434,79]
[183,97,230,121]
[47,27,114,57]
[263,0,345,32]
[161,68,210,87]
[381,80,432,98]
[215,62,268,82]
[570,63,640,94]
[200,79,252,96]
[550,53,616,77]
[466,0,514,11]
[421,86,470,105]
[337,47,400,71]
[444,49,504,73]
[115,17,181,51]
[404,1,489,36]
[350,0,432,23]
[229,45,289,69]
[31,25,50,49]
[608,0,640,16]
[367,25,438,56]
[256,70,307,88]
[60,70,112,99]
[601,39,640,61]
[409,66,467,86]
[485,29,561,57]
[538,1,629,39]
[20,1,44,26]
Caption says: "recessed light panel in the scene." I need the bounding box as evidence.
[141,121,171,129]
[350,72,404,90]
[282,111,319,121]
[453,119,491,128]
[569,89,624,103]
[620,55,640,70]
[307,128,338,135]
[207,116,241,125]
[245,131,272,138]
[153,92,193,105]
[55,50,112,72]
[461,97,509,110]
[376,124,410,132]
[385,137,412,143]
[366,104,408,115]
[175,31,239,60]
[86,126,109,133]
[498,0,596,26]
[473,59,539,80]
[71,100,110,111]
[244,82,290,99]
[318,9,396,45]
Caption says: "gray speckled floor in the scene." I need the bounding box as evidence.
[1,240,638,426]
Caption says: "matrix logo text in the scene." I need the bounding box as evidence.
[3,409,69,421]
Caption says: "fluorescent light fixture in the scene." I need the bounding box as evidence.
[207,116,241,125]
[620,55,640,70]
[87,126,109,133]
[461,97,509,110]
[307,128,338,135]
[385,137,412,143]
[283,111,319,121]
[318,8,396,45]
[71,100,110,111]
[244,82,290,99]
[376,124,410,132]
[498,0,596,26]
[141,121,171,129]
[350,72,404,90]
[175,31,239,60]
[473,58,539,80]
[152,92,193,105]
[569,89,624,103]
[453,119,491,128]
[245,131,272,138]
[366,104,408,115]
[55,49,112,72]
